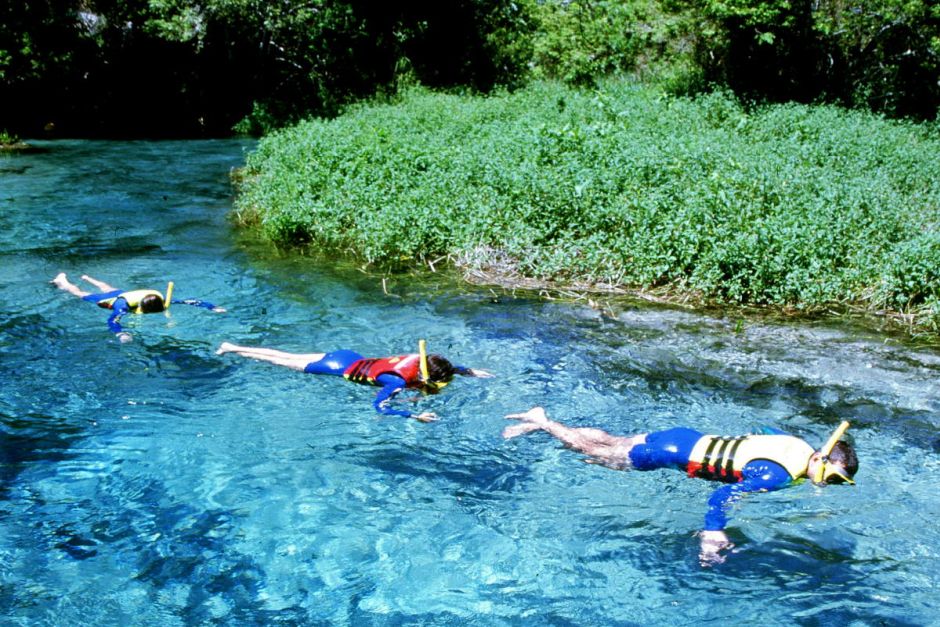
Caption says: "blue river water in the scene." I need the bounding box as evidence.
[2,140,939,625]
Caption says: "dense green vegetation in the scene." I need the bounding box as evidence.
[234,81,940,331]
[2,1,938,137]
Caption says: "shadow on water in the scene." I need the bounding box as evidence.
[352,442,532,505]
[0,411,81,499]
[678,532,922,627]
[0,163,33,174]
[138,336,236,391]
[132,501,275,624]
[0,313,86,497]
[2,468,314,624]
[0,236,163,260]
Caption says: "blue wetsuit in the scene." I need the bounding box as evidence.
[83,289,218,334]
[303,350,471,418]
[628,427,803,531]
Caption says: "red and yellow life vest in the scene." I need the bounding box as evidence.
[686,434,814,483]
[95,289,164,314]
[343,354,423,388]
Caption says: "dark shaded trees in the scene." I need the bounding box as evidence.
[528,0,940,120]
[1,0,534,137]
[2,0,937,138]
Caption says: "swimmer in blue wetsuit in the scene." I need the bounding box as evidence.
[52,272,226,342]
[503,407,858,565]
[216,341,493,422]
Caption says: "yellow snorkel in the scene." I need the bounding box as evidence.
[813,421,854,485]
[419,339,430,381]
[164,281,174,313]
[418,339,449,391]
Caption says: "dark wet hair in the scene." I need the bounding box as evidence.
[828,441,859,478]
[140,294,165,313]
[426,354,456,383]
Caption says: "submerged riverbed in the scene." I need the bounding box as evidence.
[2,140,939,625]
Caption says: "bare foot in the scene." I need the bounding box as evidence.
[51,272,68,287]
[504,406,548,424]
[216,342,235,355]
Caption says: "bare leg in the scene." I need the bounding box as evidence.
[216,342,324,371]
[504,407,644,469]
[51,273,91,298]
[80,274,118,292]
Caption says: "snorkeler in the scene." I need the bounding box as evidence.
[52,272,226,342]
[502,407,858,565]
[216,340,493,422]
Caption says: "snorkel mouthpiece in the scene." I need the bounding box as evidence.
[164,281,174,312]
[813,421,854,485]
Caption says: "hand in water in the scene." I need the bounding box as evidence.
[413,412,439,423]
[699,529,733,567]
[117,332,133,344]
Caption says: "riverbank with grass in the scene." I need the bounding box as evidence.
[232,80,940,334]
[0,131,32,152]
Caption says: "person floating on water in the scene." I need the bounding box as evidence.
[52,273,226,342]
[216,340,493,422]
[503,407,858,565]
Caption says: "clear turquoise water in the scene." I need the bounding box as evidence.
[2,140,939,625]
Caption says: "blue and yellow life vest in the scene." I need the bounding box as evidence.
[95,289,164,314]
[686,434,814,483]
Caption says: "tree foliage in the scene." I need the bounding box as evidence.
[1,0,534,136]
[2,0,938,137]
[815,0,940,118]
[527,0,940,119]
[681,0,940,118]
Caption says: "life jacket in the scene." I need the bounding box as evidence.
[96,289,164,314]
[686,434,814,483]
[343,354,423,388]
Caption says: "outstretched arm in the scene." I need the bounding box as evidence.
[107,298,133,342]
[453,365,493,378]
[171,298,226,313]
[373,374,437,422]
[699,461,792,565]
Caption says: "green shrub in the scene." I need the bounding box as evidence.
[234,80,940,328]
[881,232,940,309]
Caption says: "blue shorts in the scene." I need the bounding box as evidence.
[82,289,123,306]
[303,350,364,376]
[628,427,703,471]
